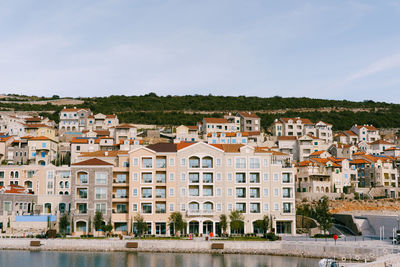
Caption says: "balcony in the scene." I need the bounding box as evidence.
[112,194,129,202]
[113,179,128,186]
[186,209,214,217]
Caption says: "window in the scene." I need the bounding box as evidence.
[42,142,46,148]
[189,173,199,183]
[203,202,213,211]
[227,188,233,196]
[189,157,199,168]
[216,188,221,196]
[156,203,166,214]
[203,173,213,183]
[250,173,260,183]
[227,158,232,166]
[249,158,260,169]
[189,186,199,196]
[169,158,175,166]
[282,188,292,198]
[263,173,268,181]
[95,187,107,199]
[181,173,186,181]
[156,173,166,183]
[133,188,138,197]
[189,202,199,211]
[250,188,260,198]
[250,203,260,213]
[264,203,269,211]
[203,186,213,196]
[95,172,108,185]
[0,171,4,178]
[142,203,152,214]
[133,158,139,166]
[169,203,174,212]
[283,203,292,213]
[236,173,245,183]
[76,145,81,151]
[235,158,246,168]
[169,188,174,197]
[60,171,70,178]
[142,188,152,198]
[133,173,138,181]
[236,203,246,213]
[216,173,221,181]
[181,188,186,196]
[116,189,127,198]
[116,204,127,213]
[216,158,221,166]
[263,188,268,196]
[274,188,279,196]
[77,203,87,214]
[96,203,106,214]
[156,158,166,168]
[142,158,153,168]
[274,203,279,211]
[116,174,127,183]
[133,204,138,212]
[236,188,246,198]
[282,173,291,183]
[228,203,233,211]
[227,173,232,181]
[181,204,186,212]
[217,203,222,212]
[4,201,11,212]
[202,157,213,168]
[79,173,88,184]
[78,188,88,199]
[273,173,279,181]
[142,173,152,183]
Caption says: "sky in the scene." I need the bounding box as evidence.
[1,0,400,102]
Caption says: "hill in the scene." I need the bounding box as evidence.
[2,93,400,131]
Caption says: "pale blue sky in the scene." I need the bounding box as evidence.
[1,0,400,102]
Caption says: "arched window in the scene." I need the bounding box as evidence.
[202,157,213,168]
[203,202,213,211]
[15,171,19,178]
[59,191,64,195]
[189,156,200,168]
[65,181,69,188]
[189,202,199,211]
[10,171,14,178]
[59,203,66,213]
[25,181,33,189]
[64,191,69,195]
[44,203,51,213]
[59,181,64,189]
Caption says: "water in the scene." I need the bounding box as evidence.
[0,250,320,267]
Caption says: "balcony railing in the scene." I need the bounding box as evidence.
[186,209,214,216]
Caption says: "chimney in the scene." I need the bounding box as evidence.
[105,151,108,156]
[63,106,66,109]
[74,106,76,109]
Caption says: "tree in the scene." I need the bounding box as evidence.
[254,215,269,237]
[219,214,228,235]
[71,217,74,233]
[88,216,92,234]
[315,196,332,234]
[101,218,113,236]
[134,213,148,238]
[47,215,51,229]
[59,213,70,236]
[168,212,186,236]
[229,210,244,235]
[93,211,104,236]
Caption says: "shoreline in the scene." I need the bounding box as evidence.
[0,238,391,262]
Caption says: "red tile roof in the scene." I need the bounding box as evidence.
[278,136,297,141]
[72,158,113,166]
[238,112,260,119]
[203,118,228,123]
[280,117,313,124]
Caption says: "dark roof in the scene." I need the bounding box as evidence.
[72,158,113,166]
[146,143,177,152]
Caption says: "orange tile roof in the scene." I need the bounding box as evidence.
[24,123,52,128]
[28,136,53,141]
[356,125,378,131]
[345,130,357,136]
[238,112,260,119]
[0,136,12,142]
[79,150,128,157]
[187,126,198,130]
[280,117,313,124]
[350,159,370,164]
[106,114,117,118]
[116,124,136,128]
[72,158,113,166]
[176,142,196,150]
[297,160,314,167]
[278,136,297,141]
[203,118,228,123]
[369,140,394,145]
[310,150,326,156]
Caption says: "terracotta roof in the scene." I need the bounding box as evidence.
[176,142,196,150]
[238,112,260,119]
[28,136,53,141]
[61,108,90,112]
[79,150,128,157]
[369,140,394,145]
[305,134,319,140]
[116,124,136,128]
[72,158,113,166]
[356,125,378,131]
[262,150,289,156]
[350,159,370,164]
[278,136,297,141]
[146,143,177,152]
[353,151,366,156]
[71,137,100,144]
[219,144,244,153]
[24,123,52,128]
[344,130,357,136]
[384,147,400,151]
[280,117,313,124]
[106,114,117,118]
[297,160,314,167]
[310,150,326,156]
[0,136,12,142]
[312,158,341,167]
[187,126,198,130]
[25,117,42,122]
[203,118,228,123]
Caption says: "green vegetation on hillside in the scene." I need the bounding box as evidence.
[3,94,400,131]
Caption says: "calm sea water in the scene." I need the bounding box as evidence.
[0,250,320,267]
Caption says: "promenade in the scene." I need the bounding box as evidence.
[0,238,396,263]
